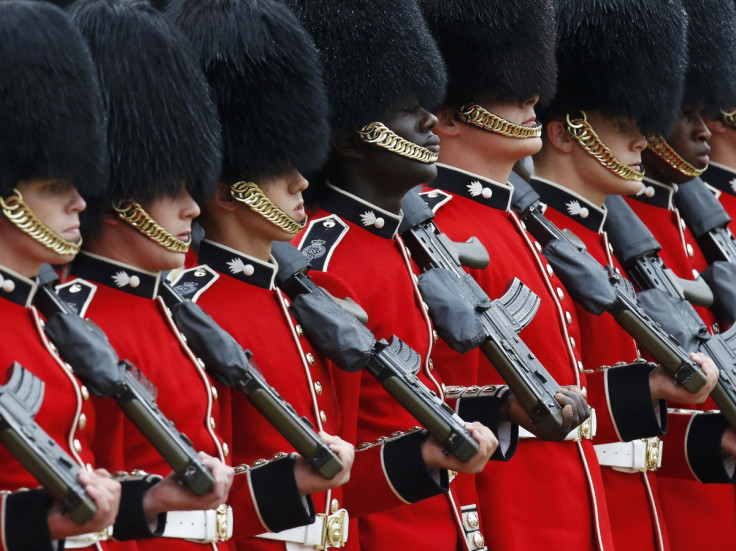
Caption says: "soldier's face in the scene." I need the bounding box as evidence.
[572,111,647,200]
[666,105,711,169]
[259,169,308,226]
[136,183,200,270]
[478,95,543,160]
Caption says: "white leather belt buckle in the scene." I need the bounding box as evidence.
[64,527,112,548]
[257,508,349,549]
[162,505,233,543]
[595,437,663,473]
[519,408,597,441]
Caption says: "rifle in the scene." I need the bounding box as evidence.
[271,241,480,463]
[0,362,97,524]
[508,174,707,393]
[157,279,343,480]
[674,176,736,325]
[398,190,570,437]
[603,195,736,428]
[33,265,216,496]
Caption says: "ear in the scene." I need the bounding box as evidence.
[433,105,461,138]
[333,130,365,160]
[101,209,121,228]
[546,120,574,153]
[705,118,728,135]
[210,181,238,212]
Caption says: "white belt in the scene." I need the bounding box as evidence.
[595,438,663,473]
[518,408,597,441]
[64,527,112,549]
[257,509,349,550]
[162,505,233,543]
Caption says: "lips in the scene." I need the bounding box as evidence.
[424,134,440,152]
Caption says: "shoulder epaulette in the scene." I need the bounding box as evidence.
[296,215,349,271]
[419,190,452,213]
[168,265,219,303]
[56,278,97,317]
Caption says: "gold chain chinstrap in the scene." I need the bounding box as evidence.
[230,181,306,235]
[722,108,736,128]
[646,134,706,177]
[358,122,439,164]
[0,188,82,256]
[113,199,190,253]
[458,104,542,139]
[565,112,645,181]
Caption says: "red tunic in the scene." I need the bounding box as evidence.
[702,161,736,231]
[295,183,509,551]
[0,265,103,551]
[530,176,674,551]
[65,251,233,551]
[424,165,614,551]
[625,180,736,550]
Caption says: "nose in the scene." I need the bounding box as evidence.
[289,171,309,194]
[68,187,86,214]
[632,132,648,152]
[180,188,201,220]
[419,107,438,132]
[693,112,712,142]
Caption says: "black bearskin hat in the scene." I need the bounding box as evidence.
[419,0,557,108]
[545,0,687,136]
[682,0,736,114]
[69,0,221,206]
[166,0,330,184]
[0,1,107,198]
[282,0,447,136]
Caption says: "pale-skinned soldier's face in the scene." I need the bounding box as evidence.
[0,178,85,274]
[570,110,647,201]
[476,95,543,163]
[126,183,199,271]
[250,169,309,243]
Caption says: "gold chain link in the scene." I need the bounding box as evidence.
[646,134,706,177]
[230,181,306,235]
[722,108,736,128]
[0,188,81,256]
[358,122,439,164]
[458,104,542,139]
[565,112,645,181]
[113,199,190,253]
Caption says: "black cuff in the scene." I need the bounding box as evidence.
[250,454,315,533]
[382,430,449,503]
[687,413,734,483]
[112,476,165,541]
[457,394,518,461]
[4,489,54,551]
[607,362,666,441]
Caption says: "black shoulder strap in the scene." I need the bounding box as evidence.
[169,265,219,303]
[56,279,96,317]
[296,215,349,271]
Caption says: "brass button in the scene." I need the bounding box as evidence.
[86,463,94,472]
[223,443,229,457]
[432,330,439,343]
[320,410,327,424]
[323,219,336,228]
[614,267,621,274]
[69,283,83,293]
[422,301,430,312]
[686,243,694,257]
[467,511,479,529]
[210,417,216,429]
[608,243,614,254]
[195,268,207,277]
[306,352,315,366]
[680,219,687,230]
[283,298,290,309]
[211,386,219,400]
[556,287,565,300]
[565,311,573,325]
[473,532,485,548]
[428,359,434,371]
[80,386,90,401]
[578,360,584,372]
[73,439,82,453]
[570,337,576,349]
[535,241,542,252]
[546,264,554,276]
[331,498,340,514]
[196,357,205,368]
[78,413,87,430]
[314,381,323,395]
[692,269,700,278]
[295,324,304,338]
[412,274,419,284]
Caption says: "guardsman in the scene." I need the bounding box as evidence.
[528,0,724,549]
[283,1,511,549]
[165,0,359,546]
[417,1,713,549]
[0,2,179,548]
[61,1,235,549]
[629,1,736,549]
